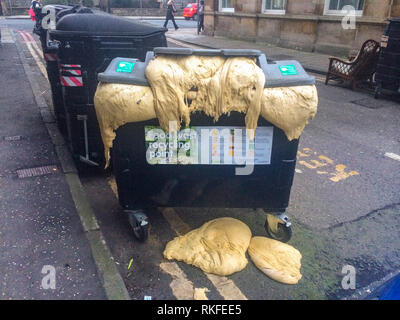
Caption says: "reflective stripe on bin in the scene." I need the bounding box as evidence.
[60,64,83,87]
[61,68,82,76]
[60,64,81,68]
[44,53,57,62]
[60,75,83,87]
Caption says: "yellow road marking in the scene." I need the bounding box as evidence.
[297,147,359,182]
[24,41,48,80]
[159,262,200,300]
[330,164,360,182]
[14,30,48,80]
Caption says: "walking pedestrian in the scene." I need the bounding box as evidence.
[198,0,205,33]
[163,0,179,31]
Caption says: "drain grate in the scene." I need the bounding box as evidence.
[16,165,58,179]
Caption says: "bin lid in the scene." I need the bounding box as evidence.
[97,51,315,88]
[53,13,166,36]
[97,53,154,86]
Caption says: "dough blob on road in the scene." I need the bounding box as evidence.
[248,236,302,284]
[163,217,252,276]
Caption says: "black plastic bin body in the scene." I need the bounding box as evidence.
[50,14,167,167]
[376,18,400,95]
[99,49,316,214]
[34,5,73,136]
[113,113,299,212]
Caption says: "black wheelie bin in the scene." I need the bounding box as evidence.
[375,17,400,98]
[49,13,167,168]
[97,48,316,242]
[33,4,74,136]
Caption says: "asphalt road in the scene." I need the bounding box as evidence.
[1,17,399,300]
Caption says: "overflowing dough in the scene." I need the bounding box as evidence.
[94,54,318,166]
[248,236,302,285]
[163,217,252,276]
[145,55,266,134]
[261,85,318,141]
[94,83,156,167]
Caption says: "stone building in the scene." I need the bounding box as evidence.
[204,0,400,55]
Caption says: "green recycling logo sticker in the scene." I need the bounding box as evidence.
[279,64,298,76]
[116,61,135,73]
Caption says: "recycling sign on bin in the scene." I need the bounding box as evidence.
[279,65,298,76]
[116,61,135,73]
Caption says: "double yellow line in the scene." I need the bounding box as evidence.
[17,30,48,80]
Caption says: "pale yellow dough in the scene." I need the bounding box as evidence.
[94,55,318,166]
[94,83,156,167]
[145,55,266,133]
[261,85,318,141]
[248,236,302,285]
[163,217,252,276]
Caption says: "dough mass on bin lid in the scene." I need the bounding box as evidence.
[163,217,252,276]
[94,55,318,167]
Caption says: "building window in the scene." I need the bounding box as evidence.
[262,0,286,14]
[324,0,365,16]
[219,0,234,13]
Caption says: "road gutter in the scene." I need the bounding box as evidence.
[12,30,130,300]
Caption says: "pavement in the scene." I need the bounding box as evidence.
[0,26,129,299]
[165,27,332,75]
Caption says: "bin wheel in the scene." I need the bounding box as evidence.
[264,213,292,243]
[127,211,149,242]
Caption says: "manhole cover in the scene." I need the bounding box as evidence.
[16,165,58,179]
[351,98,392,109]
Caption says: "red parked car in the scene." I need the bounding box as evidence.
[183,3,198,20]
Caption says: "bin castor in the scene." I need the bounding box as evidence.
[264,213,292,243]
[126,210,149,242]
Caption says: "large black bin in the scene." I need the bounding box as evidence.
[99,49,316,242]
[33,4,73,136]
[49,14,167,168]
[375,17,400,98]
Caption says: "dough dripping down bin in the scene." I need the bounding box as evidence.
[94,48,318,242]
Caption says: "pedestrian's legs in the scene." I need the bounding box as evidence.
[163,18,169,28]
[199,15,204,32]
[171,16,179,30]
